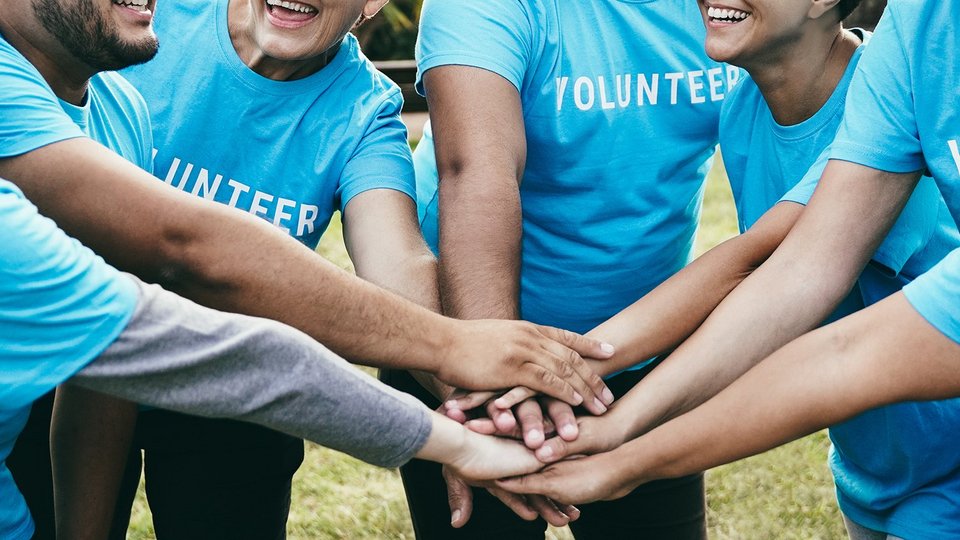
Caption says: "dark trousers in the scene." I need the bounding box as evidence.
[7,394,303,540]
[111,411,304,540]
[380,366,707,540]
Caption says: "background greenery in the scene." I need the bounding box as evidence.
[127,155,847,539]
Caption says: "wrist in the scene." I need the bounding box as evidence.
[415,412,468,465]
[422,316,462,377]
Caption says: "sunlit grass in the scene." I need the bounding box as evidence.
[128,151,845,539]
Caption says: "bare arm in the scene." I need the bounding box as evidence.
[499,292,960,504]
[51,387,137,540]
[529,161,922,461]
[343,189,451,399]
[586,201,802,376]
[0,138,611,402]
[427,65,526,322]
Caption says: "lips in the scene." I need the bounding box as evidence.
[265,0,318,27]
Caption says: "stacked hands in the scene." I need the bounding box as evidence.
[428,327,643,529]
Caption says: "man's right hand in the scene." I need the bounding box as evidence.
[436,320,615,414]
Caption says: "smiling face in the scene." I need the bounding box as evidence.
[239,0,384,63]
[698,0,826,67]
[32,0,159,71]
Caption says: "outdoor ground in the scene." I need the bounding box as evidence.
[127,154,847,539]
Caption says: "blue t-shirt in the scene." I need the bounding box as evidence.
[0,31,151,540]
[719,31,960,540]
[121,0,416,248]
[415,0,735,336]
[828,1,960,363]
[0,181,138,540]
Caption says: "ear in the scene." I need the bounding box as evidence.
[362,0,390,20]
[808,0,843,20]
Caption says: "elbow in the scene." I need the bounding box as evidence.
[153,210,234,295]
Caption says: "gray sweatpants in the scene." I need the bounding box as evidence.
[72,275,432,469]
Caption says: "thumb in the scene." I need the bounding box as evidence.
[443,467,474,528]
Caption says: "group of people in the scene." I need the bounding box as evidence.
[2,0,959,540]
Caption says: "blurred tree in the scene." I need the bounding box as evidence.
[846,0,887,30]
[353,0,423,60]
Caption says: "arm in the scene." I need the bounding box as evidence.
[72,275,548,480]
[342,189,452,399]
[586,201,802,376]
[530,161,921,461]
[51,387,137,540]
[0,138,611,404]
[428,65,526,322]
[498,291,960,504]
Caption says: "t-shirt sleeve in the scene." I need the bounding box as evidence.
[903,247,960,344]
[830,7,924,173]
[782,147,938,277]
[0,183,138,409]
[0,40,85,158]
[336,89,416,211]
[415,0,535,95]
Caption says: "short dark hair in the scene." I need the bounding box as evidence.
[838,0,863,21]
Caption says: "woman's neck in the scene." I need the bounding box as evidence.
[747,27,861,126]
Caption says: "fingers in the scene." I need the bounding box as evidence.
[541,325,616,360]
[535,433,577,463]
[519,363,584,408]
[445,390,498,413]
[525,494,574,527]
[496,470,558,500]
[486,398,517,433]
[485,487,538,521]
[534,330,613,414]
[544,398,578,441]
[515,399,546,449]
[442,467,474,528]
[493,386,536,409]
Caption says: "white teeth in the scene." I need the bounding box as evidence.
[707,5,751,21]
[266,0,317,14]
[113,0,148,8]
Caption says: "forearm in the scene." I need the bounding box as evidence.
[51,387,137,540]
[616,293,960,486]
[439,173,522,320]
[72,276,434,469]
[586,230,781,376]
[1,139,456,371]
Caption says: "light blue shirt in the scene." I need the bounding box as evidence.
[828,2,960,368]
[415,0,735,337]
[720,28,960,539]
[121,0,415,248]
[0,181,138,540]
[0,31,151,540]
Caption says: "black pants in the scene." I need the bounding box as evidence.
[7,394,303,540]
[380,366,707,540]
[111,411,304,540]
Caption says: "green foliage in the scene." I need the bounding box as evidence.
[353,0,423,60]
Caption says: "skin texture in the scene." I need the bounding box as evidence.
[498,291,960,504]
[0,0,614,535]
[422,64,614,526]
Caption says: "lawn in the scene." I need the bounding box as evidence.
[127,153,846,539]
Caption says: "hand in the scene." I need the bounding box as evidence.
[443,467,580,528]
[463,397,584,450]
[438,320,615,413]
[532,409,628,463]
[497,453,636,506]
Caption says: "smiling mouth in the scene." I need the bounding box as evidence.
[112,0,149,12]
[265,0,318,20]
[707,6,752,24]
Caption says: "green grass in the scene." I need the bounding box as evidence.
[127,152,846,539]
